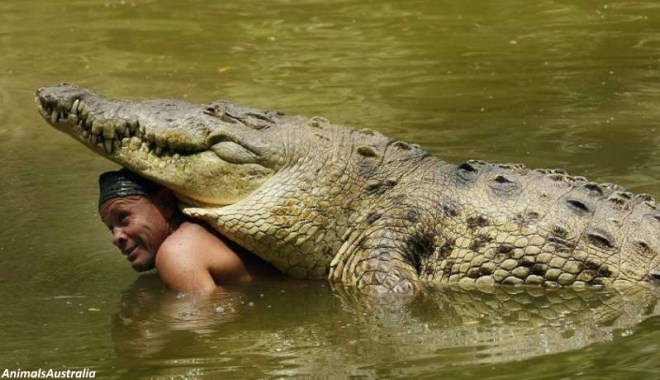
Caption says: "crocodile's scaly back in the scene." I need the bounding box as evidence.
[36,84,659,296]
[330,155,659,292]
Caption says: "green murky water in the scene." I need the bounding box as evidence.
[1,1,659,378]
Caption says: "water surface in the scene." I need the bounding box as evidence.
[1,1,659,378]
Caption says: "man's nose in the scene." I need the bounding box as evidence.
[111,228,127,247]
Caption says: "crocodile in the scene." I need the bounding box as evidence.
[35,84,660,296]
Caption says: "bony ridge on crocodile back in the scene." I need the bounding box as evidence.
[35,83,660,296]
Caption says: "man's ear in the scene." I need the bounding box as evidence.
[154,188,178,218]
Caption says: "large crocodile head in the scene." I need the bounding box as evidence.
[36,83,282,206]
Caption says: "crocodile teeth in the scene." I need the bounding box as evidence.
[77,100,85,112]
[130,137,141,150]
[103,127,116,140]
[124,128,131,138]
[155,145,163,156]
[104,139,114,154]
[91,121,102,135]
[128,120,139,134]
[71,99,80,114]
[50,109,59,124]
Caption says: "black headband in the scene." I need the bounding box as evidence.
[98,169,160,208]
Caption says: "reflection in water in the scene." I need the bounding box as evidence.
[112,277,659,378]
[112,275,220,358]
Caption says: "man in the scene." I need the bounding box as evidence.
[98,169,281,293]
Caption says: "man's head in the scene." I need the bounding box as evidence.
[98,169,177,272]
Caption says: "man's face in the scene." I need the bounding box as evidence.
[99,195,171,272]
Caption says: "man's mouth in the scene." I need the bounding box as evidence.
[124,246,138,261]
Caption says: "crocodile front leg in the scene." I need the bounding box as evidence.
[329,216,421,296]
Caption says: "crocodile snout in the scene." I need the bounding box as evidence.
[36,83,91,108]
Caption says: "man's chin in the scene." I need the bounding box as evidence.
[131,260,155,272]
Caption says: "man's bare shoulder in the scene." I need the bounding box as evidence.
[163,221,225,251]
[157,220,243,269]
[156,221,209,267]
[159,219,256,286]
[155,221,219,293]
